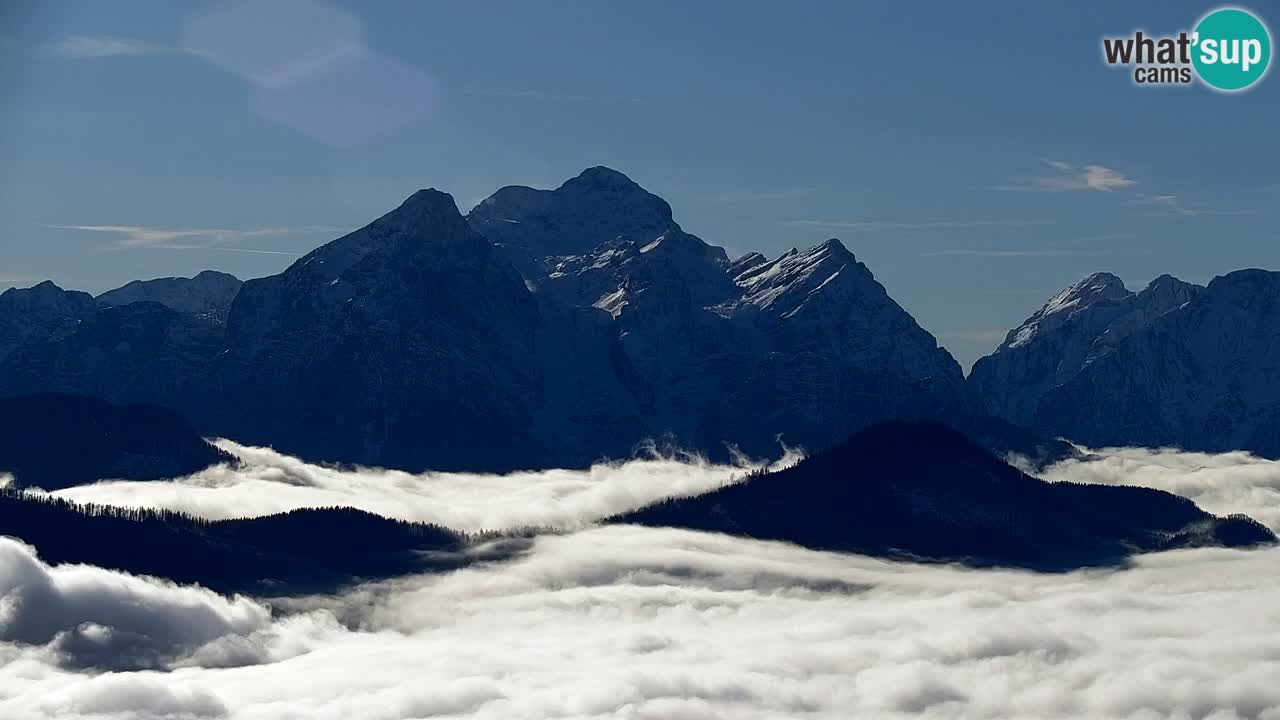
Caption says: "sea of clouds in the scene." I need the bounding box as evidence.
[46,440,803,532]
[2,443,1279,719]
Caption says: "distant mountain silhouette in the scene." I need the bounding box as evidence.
[0,168,1070,472]
[0,281,97,364]
[0,394,231,490]
[612,422,1275,570]
[97,270,243,323]
[0,491,488,594]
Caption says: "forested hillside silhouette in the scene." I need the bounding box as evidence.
[0,490,485,593]
[612,422,1276,570]
[0,393,232,490]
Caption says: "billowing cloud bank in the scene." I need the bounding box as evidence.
[0,538,271,671]
[51,440,799,532]
[2,444,1278,718]
[2,527,1279,719]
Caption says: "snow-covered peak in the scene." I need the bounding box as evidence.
[734,238,861,317]
[971,270,1205,427]
[1027,267,1280,455]
[1002,272,1131,350]
[728,251,768,277]
[1038,272,1128,319]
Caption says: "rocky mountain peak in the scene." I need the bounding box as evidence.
[8,280,70,301]
[1039,272,1129,318]
[1026,267,1280,456]
[0,281,95,315]
[0,281,99,362]
[1134,273,1201,310]
[468,166,676,258]
[98,271,243,322]
[1206,268,1280,300]
[734,236,861,315]
[562,165,646,193]
[379,188,471,238]
[970,270,1208,428]
[728,251,768,277]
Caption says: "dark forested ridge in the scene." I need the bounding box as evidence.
[0,394,233,490]
[612,422,1276,570]
[0,491,480,594]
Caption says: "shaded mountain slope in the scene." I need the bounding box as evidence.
[0,394,231,490]
[0,281,98,364]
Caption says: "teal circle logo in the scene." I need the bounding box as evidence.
[1192,7,1271,91]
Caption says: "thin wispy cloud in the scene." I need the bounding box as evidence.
[996,159,1136,193]
[49,224,346,253]
[0,273,47,289]
[206,247,303,256]
[713,187,817,204]
[920,248,1113,258]
[783,219,1040,232]
[1131,193,1196,216]
[42,35,165,59]
[464,88,643,104]
[1130,194,1258,218]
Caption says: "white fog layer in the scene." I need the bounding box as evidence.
[0,445,1278,719]
[1040,445,1280,532]
[49,440,803,532]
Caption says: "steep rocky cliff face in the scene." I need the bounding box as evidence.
[204,188,645,471]
[0,282,98,363]
[970,272,1202,426]
[0,300,223,409]
[469,167,968,461]
[1031,269,1280,457]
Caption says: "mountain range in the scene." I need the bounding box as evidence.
[0,167,1276,468]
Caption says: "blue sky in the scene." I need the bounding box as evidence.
[1,1,1276,367]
